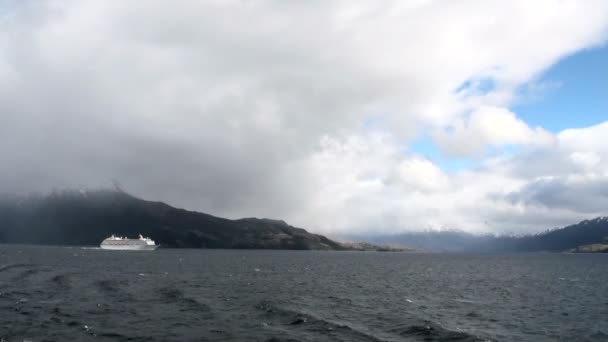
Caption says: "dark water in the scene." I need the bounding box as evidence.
[1,245,607,342]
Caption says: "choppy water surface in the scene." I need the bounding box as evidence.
[1,245,607,341]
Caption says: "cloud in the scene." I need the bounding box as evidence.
[395,157,450,192]
[291,119,608,235]
[506,177,608,214]
[434,106,556,157]
[479,121,608,230]
[0,1,608,235]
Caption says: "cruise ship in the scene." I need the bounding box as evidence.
[100,234,159,250]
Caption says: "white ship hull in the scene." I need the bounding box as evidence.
[100,244,159,251]
[100,234,159,251]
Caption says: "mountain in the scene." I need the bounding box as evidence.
[343,217,608,253]
[0,190,345,250]
[507,217,608,252]
[3,189,605,252]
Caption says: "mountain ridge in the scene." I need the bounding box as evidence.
[342,217,608,253]
[2,189,606,252]
[0,189,345,250]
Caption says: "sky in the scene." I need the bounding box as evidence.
[1,0,608,236]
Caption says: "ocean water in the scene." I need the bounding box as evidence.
[1,245,607,342]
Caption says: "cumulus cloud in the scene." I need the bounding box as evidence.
[434,106,555,157]
[480,121,608,231]
[1,1,608,235]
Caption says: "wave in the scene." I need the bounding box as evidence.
[254,300,492,342]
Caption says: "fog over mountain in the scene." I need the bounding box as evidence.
[1,1,608,236]
[0,189,346,250]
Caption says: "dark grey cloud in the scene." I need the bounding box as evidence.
[506,178,608,214]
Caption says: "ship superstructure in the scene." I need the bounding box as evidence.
[100,234,159,250]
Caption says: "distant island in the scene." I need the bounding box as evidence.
[568,243,608,253]
[339,241,419,252]
[0,189,415,251]
[0,190,347,250]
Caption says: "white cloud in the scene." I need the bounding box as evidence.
[434,106,556,157]
[0,1,608,235]
[395,157,450,192]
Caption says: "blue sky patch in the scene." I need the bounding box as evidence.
[513,44,608,132]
